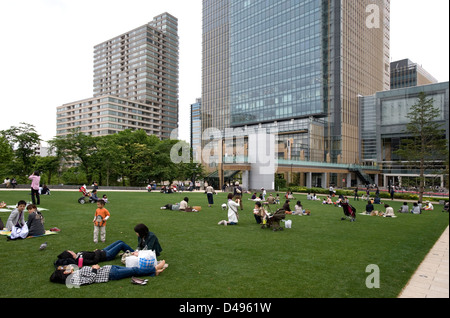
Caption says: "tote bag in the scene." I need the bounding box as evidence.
[138,250,157,270]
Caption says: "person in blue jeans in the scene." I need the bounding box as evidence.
[50,260,167,286]
[54,240,136,267]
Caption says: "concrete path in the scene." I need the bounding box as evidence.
[398,226,449,298]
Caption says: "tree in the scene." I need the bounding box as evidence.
[49,128,98,184]
[33,156,60,185]
[394,92,448,201]
[1,123,41,176]
[0,135,14,177]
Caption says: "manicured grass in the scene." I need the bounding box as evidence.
[0,190,448,298]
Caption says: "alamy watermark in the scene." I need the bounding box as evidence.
[366,4,381,29]
[170,127,278,176]
[366,264,380,289]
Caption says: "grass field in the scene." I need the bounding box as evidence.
[0,189,448,298]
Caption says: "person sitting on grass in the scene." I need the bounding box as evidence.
[373,195,381,204]
[292,201,304,215]
[26,204,45,237]
[398,202,409,213]
[160,197,194,212]
[5,200,27,231]
[411,202,421,214]
[364,201,375,215]
[283,199,293,214]
[54,240,136,267]
[90,189,100,203]
[49,260,167,286]
[383,204,395,217]
[134,224,163,257]
[253,201,267,224]
[423,201,434,211]
[218,193,240,226]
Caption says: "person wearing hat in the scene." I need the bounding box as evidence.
[233,182,244,210]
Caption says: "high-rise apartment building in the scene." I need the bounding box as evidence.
[57,13,179,139]
[202,0,390,167]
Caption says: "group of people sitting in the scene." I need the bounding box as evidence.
[396,201,435,214]
[363,202,396,217]
[250,193,280,204]
[50,224,167,286]
[321,195,350,207]
[3,200,46,239]
[363,200,437,217]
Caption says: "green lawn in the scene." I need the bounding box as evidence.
[0,190,448,298]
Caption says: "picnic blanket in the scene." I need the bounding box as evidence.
[5,205,49,211]
[358,212,397,218]
[0,230,58,238]
[0,209,12,212]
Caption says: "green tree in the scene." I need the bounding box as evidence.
[0,135,14,177]
[1,123,41,176]
[33,156,60,185]
[394,92,448,201]
[111,129,160,186]
[49,128,98,184]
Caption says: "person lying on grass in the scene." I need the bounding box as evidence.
[49,260,167,286]
[54,240,136,267]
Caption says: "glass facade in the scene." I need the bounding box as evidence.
[359,82,449,163]
[190,98,202,162]
[202,0,390,166]
[229,0,324,126]
[202,0,230,132]
[390,59,438,90]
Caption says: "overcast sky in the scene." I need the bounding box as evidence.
[0,0,448,145]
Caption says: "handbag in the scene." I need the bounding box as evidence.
[120,250,132,264]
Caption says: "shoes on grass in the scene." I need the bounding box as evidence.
[131,277,148,285]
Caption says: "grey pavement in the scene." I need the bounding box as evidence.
[398,226,449,298]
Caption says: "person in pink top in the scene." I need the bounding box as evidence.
[29,171,41,205]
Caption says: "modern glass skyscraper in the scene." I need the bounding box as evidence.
[202,0,390,164]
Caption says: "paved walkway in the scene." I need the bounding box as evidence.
[398,226,449,298]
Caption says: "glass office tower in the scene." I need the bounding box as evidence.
[202,0,390,164]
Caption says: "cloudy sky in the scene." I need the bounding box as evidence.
[0,0,448,144]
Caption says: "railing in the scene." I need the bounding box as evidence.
[222,156,381,172]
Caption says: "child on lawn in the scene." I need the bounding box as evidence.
[93,200,110,243]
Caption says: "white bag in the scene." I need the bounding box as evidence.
[138,250,157,269]
[285,220,292,229]
[10,223,29,239]
[125,255,139,268]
